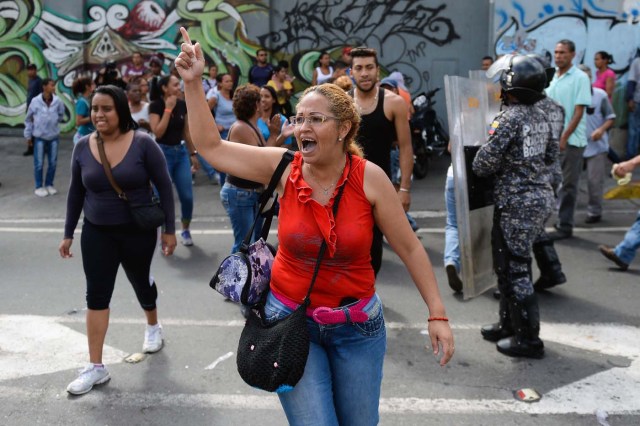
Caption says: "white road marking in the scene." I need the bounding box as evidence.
[3,209,639,224]
[0,315,127,381]
[0,226,632,235]
[0,315,637,415]
[205,351,234,370]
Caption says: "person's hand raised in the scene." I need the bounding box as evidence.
[175,27,205,83]
[268,114,282,135]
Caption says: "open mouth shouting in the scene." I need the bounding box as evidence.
[300,137,318,154]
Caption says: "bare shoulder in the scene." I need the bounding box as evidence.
[228,122,256,145]
[384,90,409,116]
[363,159,393,204]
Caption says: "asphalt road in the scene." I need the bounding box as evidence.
[1,132,639,425]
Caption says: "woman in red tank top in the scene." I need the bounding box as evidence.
[176,27,454,425]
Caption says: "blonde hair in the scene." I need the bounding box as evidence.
[334,75,353,92]
[299,83,363,157]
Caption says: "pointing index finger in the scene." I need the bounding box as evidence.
[180,27,192,45]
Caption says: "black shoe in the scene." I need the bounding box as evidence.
[482,322,514,342]
[533,272,567,291]
[585,215,601,224]
[496,336,545,359]
[598,245,629,271]
[445,264,463,293]
[548,228,572,240]
[22,146,33,156]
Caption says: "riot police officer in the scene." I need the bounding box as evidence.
[473,55,558,358]
[529,54,568,292]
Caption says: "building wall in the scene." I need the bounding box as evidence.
[493,0,640,126]
[1,0,489,130]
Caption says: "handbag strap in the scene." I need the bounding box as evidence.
[240,150,295,251]
[301,154,351,307]
[96,131,128,201]
[242,119,266,147]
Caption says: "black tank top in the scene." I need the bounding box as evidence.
[356,88,396,177]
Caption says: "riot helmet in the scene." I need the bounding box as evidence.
[499,55,547,104]
[526,53,556,88]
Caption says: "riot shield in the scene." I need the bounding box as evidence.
[444,75,497,300]
[469,70,502,126]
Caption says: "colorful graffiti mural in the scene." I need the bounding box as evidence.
[0,0,45,127]
[493,0,640,123]
[1,0,463,130]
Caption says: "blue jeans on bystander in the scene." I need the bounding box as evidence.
[220,182,263,253]
[33,137,59,189]
[263,291,386,426]
[444,171,460,271]
[614,211,640,265]
[158,143,193,222]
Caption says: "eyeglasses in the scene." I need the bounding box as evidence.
[289,114,339,126]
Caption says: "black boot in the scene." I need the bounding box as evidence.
[532,241,566,291]
[481,295,513,342]
[496,295,544,359]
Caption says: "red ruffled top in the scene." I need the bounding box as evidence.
[270,152,376,308]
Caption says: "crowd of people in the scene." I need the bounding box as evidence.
[13,30,639,422]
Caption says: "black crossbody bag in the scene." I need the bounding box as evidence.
[236,156,349,393]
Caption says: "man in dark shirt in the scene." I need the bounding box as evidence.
[349,47,412,276]
[248,48,273,87]
[24,63,43,156]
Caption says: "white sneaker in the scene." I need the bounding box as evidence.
[34,187,49,197]
[66,364,110,395]
[46,186,58,195]
[143,324,164,353]
[181,230,194,246]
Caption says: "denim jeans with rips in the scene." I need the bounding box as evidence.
[263,291,386,426]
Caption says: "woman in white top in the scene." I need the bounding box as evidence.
[127,81,153,137]
[312,52,334,85]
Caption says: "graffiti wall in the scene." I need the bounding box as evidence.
[493,0,640,125]
[1,0,491,130]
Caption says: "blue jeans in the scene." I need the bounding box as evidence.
[390,147,418,230]
[264,292,386,426]
[220,183,263,253]
[196,153,217,180]
[615,211,640,265]
[627,102,640,159]
[444,172,460,271]
[33,137,59,189]
[158,144,193,222]
[218,129,229,186]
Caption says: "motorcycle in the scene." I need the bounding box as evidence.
[410,88,449,178]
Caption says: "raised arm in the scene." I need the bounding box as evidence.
[175,27,286,185]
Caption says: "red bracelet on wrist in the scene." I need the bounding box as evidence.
[164,108,173,114]
[428,317,449,322]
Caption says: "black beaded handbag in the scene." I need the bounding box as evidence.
[236,158,348,394]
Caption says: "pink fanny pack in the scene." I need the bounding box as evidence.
[273,291,372,325]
